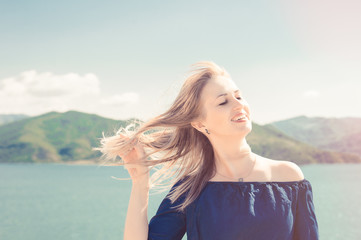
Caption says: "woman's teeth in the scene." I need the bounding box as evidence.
[232,115,247,121]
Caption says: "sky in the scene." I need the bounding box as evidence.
[0,0,360,125]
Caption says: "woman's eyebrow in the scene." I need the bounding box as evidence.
[216,90,241,99]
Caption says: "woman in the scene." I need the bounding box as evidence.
[96,61,319,240]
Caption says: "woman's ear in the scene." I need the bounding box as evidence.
[191,120,205,133]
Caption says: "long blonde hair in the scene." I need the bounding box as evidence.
[94,61,230,212]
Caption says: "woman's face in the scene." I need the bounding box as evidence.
[195,76,252,137]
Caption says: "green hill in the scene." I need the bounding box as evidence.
[246,122,361,164]
[0,111,129,163]
[267,115,361,157]
[0,111,359,164]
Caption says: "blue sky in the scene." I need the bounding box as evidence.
[0,0,360,124]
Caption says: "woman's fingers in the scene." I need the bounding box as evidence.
[121,143,146,166]
[116,132,149,181]
[134,144,146,157]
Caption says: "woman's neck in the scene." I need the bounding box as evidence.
[209,135,255,178]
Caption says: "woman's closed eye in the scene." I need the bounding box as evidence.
[219,97,242,106]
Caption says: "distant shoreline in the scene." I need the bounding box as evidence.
[59,159,123,167]
[0,160,122,166]
[61,159,100,165]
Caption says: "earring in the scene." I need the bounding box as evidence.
[205,129,210,135]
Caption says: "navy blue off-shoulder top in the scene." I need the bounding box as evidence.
[148,178,319,240]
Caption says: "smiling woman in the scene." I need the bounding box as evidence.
[94,61,319,240]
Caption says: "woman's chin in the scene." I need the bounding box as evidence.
[231,121,252,131]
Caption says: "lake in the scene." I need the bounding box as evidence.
[0,163,360,240]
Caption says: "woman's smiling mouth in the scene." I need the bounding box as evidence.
[231,113,248,122]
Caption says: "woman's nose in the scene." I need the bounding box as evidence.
[232,97,245,110]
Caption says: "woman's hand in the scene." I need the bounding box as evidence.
[118,133,149,184]
[120,134,150,240]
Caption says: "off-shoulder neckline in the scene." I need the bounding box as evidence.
[207,178,308,184]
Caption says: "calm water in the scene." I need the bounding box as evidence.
[0,163,360,240]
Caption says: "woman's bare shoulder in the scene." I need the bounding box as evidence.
[262,157,305,182]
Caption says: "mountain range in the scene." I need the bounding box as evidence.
[0,111,360,164]
[0,111,129,163]
[267,116,361,158]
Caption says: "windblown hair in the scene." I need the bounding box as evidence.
[94,61,230,212]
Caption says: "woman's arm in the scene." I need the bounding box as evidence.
[124,175,150,240]
[147,179,187,240]
[116,133,150,240]
[293,179,319,240]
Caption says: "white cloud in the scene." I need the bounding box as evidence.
[303,90,320,99]
[0,70,100,97]
[100,92,139,105]
[0,70,139,119]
